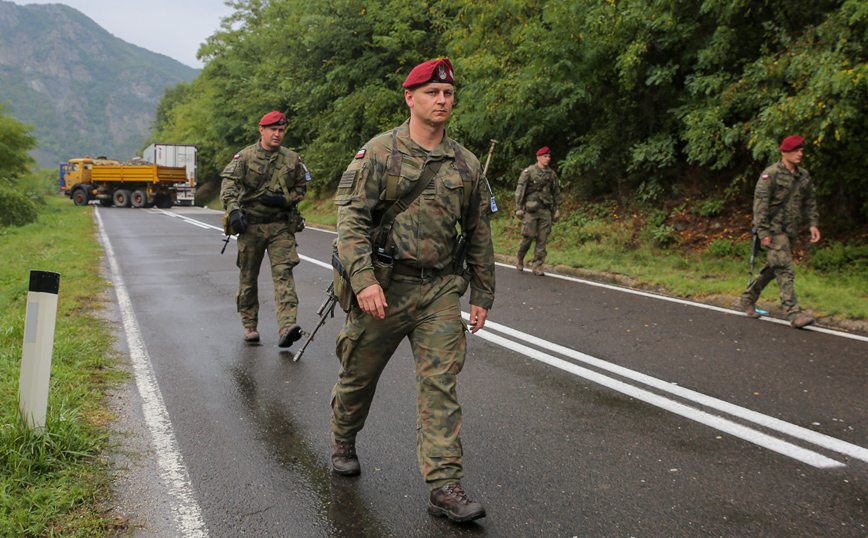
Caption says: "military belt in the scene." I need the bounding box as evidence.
[391,262,453,279]
[246,212,291,225]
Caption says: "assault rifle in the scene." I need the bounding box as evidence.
[747,222,760,286]
[292,282,338,362]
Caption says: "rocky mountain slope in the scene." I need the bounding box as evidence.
[0,0,199,167]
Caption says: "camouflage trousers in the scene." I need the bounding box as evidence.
[330,274,468,489]
[517,208,553,269]
[235,221,300,330]
[741,234,802,320]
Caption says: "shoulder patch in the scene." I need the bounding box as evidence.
[761,174,769,179]
[233,154,240,159]
[523,169,529,173]
[355,148,366,159]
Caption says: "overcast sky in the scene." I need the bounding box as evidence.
[22,0,237,69]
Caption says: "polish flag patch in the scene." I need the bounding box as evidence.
[355,148,366,159]
[761,174,769,179]
[233,154,240,159]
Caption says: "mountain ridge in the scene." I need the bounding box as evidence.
[0,0,200,167]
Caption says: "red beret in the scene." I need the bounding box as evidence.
[536,146,551,156]
[259,111,287,126]
[779,135,804,152]
[403,58,454,89]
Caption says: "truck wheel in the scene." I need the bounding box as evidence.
[99,197,113,207]
[72,188,89,206]
[131,190,147,208]
[155,194,173,209]
[113,189,132,207]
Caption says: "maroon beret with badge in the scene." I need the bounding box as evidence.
[779,135,804,152]
[536,146,551,156]
[259,111,287,126]
[402,58,454,89]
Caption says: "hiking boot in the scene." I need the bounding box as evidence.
[428,484,486,523]
[516,259,524,272]
[278,325,302,348]
[532,268,545,276]
[742,303,762,319]
[243,328,260,342]
[791,313,816,329]
[331,439,361,476]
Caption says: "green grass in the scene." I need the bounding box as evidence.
[0,196,125,537]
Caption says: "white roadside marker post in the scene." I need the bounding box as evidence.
[19,270,61,431]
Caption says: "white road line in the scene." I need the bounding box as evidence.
[498,261,868,343]
[474,316,868,465]
[468,324,844,469]
[96,208,210,538]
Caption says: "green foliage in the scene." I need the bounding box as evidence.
[643,209,677,247]
[0,104,36,182]
[0,182,38,228]
[692,198,725,218]
[810,241,868,273]
[708,238,736,257]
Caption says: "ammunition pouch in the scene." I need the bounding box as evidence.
[525,199,542,213]
[222,211,237,236]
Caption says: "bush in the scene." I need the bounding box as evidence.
[810,242,868,273]
[708,238,735,257]
[0,184,38,227]
[692,198,725,218]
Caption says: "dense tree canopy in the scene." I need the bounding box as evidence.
[148,0,868,233]
[0,103,36,183]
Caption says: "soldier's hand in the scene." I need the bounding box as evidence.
[761,236,771,247]
[515,209,524,220]
[357,284,388,320]
[810,226,821,243]
[229,209,247,234]
[468,305,488,334]
[260,193,287,208]
[554,209,561,222]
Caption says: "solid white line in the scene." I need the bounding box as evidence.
[96,208,210,538]
[474,316,868,465]
[497,261,868,343]
[468,326,843,469]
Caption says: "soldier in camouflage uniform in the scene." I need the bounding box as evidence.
[740,135,820,329]
[220,111,309,346]
[329,58,495,523]
[514,146,562,276]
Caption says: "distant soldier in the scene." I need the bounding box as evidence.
[329,58,495,523]
[740,135,820,328]
[220,111,308,346]
[514,146,562,276]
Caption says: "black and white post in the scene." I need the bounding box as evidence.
[19,270,61,431]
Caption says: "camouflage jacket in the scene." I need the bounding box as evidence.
[753,160,819,241]
[515,163,562,212]
[220,143,308,216]
[334,119,495,310]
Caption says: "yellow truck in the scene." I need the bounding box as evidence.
[60,157,188,208]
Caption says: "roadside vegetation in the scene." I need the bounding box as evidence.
[0,191,123,535]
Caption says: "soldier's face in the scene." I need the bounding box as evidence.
[406,83,454,126]
[259,125,286,151]
[537,154,551,167]
[782,147,803,167]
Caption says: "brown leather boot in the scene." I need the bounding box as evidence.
[331,439,361,476]
[243,328,260,342]
[516,258,524,271]
[278,325,302,348]
[532,267,545,276]
[742,303,761,318]
[428,484,486,523]
[791,313,815,329]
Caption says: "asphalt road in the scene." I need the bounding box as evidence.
[98,205,867,538]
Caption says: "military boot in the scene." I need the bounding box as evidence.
[532,267,545,276]
[516,257,524,272]
[791,313,816,329]
[428,484,486,523]
[741,303,762,319]
[243,328,260,342]
[278,325,302,348]
[331,439,361,476]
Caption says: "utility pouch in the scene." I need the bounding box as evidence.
[525,199,541,213]
[331,239,355,312]
[372,258,393,291]
[290,208,305,233]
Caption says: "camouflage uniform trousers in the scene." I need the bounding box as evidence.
[235,221,300,330]
[517,207,554,269]
[330,273,469,489]
[741,234,803,320]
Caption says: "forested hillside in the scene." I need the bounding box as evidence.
[0,0,199,167]
[149,0,868,236]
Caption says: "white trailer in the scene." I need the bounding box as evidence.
[141,144,197,206]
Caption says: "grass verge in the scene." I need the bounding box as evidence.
[0,196,125,537]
